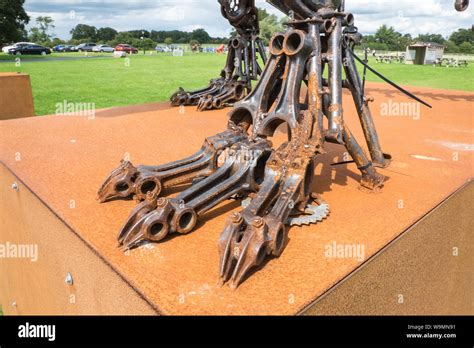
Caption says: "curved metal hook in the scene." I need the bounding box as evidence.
[455,0,469,11]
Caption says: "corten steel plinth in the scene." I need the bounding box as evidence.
[170,0,267,111]
[1,87,473,314]
[98,0,469,288]
[0,73,35,120]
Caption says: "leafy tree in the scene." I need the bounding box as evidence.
[363,41,389,51]
[449,28,474,46]
[36,16,54,40]
[459,41,473,54]
[110,32,134,46]
[28,16,55,44]
[374,25,406,51]
[0,0,30,43]
[414,33,445,45]
[51,37,66,46]
[444,40,459,53]
[190,28,211,43]
[96,27,117,42]
[164,37,173,45]
[398,33,413,50]
[258,8,285,45]
[150,30,191,43]
[124,30,150,39]
[70,24,97,41]
[28,27,42,43]
[142,38,156,50]
[129,37,155,51]
[362,26,413,51]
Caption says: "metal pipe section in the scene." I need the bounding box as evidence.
[269,33,285,56]
[343,47,390,168]
[326,16,344,143]
[307,23,324,144]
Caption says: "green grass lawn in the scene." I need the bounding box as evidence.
[0,52,472,116]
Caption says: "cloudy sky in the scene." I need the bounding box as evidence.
[24,0,472,39]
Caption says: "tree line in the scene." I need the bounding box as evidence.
[362,25,474,54]
[67,24,229,48]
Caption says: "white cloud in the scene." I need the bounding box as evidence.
[24,0,472,40]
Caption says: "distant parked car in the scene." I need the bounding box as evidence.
[8,44,51,56]
[2,42,35,53]
[58,45,75,52]
[155,45,171,53]
[92,44,114,53]
[115,44,138,54]
[72,43,97,52]
[53,44,66,52]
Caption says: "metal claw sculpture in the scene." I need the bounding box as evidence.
[99,0,466,288]
[170,0,267,111]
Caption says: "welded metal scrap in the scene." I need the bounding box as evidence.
[98,0,468,289]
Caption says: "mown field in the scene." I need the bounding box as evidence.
[0,51,472,115]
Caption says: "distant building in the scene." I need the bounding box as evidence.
[405,42,445,65]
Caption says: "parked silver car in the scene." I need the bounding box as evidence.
[92,44,114,53]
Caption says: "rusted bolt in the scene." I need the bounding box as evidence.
[231,212,243,224]
[11,182,19,191]
[156,198,167,207]
[252,217,264,228]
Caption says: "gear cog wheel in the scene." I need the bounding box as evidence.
[241,198,330,226]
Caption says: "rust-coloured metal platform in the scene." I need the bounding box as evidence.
[0,83,472,315]
[0,73,35,120]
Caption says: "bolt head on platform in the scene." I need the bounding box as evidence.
[65,272,74,285]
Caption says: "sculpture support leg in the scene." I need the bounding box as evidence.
[170,0,264,111]
[343,46,391,168]
[326,17,344,144]
[342,125,385,189]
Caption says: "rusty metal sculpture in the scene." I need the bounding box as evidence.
[455,0,469,11]
[99,0,468,289]
[170,0,267,111]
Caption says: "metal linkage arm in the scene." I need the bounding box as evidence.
[97,128,247,202]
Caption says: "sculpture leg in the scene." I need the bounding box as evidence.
[170,0,264,111]
[218,118,319,288]
[343,46,391,168]
[117,138,273,249]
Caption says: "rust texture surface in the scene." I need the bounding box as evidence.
[0,82,472,315]
[0,73,35,120]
